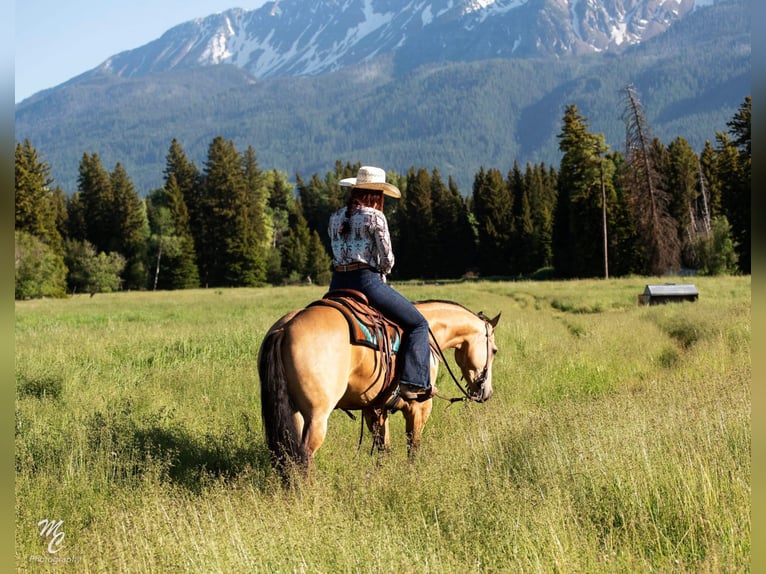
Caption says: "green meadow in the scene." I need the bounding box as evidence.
[15,277,750,572]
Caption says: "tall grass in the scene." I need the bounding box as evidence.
[15,277,750,572]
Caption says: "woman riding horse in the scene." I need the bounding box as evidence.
[328,165,434,401]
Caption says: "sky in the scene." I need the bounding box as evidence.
[15,1,270,103]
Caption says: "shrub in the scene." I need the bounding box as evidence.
[14,231,67,299]
[64,239,126,294]
[691,216,739,276]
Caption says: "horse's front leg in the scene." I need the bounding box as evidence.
[363,407,391,455]
[402,399,433,457]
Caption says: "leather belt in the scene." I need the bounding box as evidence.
[334,262,372,272]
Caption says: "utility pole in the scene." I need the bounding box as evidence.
[595,144,609,279]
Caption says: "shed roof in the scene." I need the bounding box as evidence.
[644,283,698,296]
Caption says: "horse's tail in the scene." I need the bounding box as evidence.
[258,328,307,477]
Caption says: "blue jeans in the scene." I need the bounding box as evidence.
[330,268,431,389]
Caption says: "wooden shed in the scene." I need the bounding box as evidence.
[638,283,699,305]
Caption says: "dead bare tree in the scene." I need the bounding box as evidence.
[620,84,680,276]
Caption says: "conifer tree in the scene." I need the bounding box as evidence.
[305,230,332,285]
[145,176,200,290]
[280,203,311,283]
[507,161,525,274]
[164,139,203,277]
[110,162,149,289]
[165,174,200,287]
[515,180,536,275]
[620,86,680,276]
[296,172,329,239]
[330,160,356,211]
[431,171,474,278]
[397,167,435,278]
[264,169,294,283]
[523,163,556,272]
[665,137,703,266]
[15,140,63,255]
[77,152,114,254]
[472,167,512,276]
[722,96,750,272]
[243,146,272,281]
[699,140,722,217]
[714,132,748,273]
[554,104,612,278]
[50,186,69,247]
[606,153,641,277]
[65,192,88,243]
[200,136,261,286]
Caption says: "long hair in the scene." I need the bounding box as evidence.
[346,188,384,215]
[341,188,384,235]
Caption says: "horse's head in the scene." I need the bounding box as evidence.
[453,311,501,403]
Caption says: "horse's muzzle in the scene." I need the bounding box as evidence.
[470,385,493,403]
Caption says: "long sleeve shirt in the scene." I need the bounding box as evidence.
[328,206,395,274]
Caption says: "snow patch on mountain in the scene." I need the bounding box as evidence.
[95,0,702,81]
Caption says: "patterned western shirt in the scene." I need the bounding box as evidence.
[328,206,395,274]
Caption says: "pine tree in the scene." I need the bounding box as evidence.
[280,203,311,283]
[507,161,525,274]
[727,96,751,157]
[305,230,332,285]
[620,86,680,276]
[77,152,114,254]
[50,186,69,247]
[165,174,200,288]
[607,153,641,277]
[715,132,748,273]
[201,136,261,287]
[264,169,294,284]
[110,162,149,289]
[699,140,722,217]
[430,171,474,278]
[723,96,751,272]
[164,138,204,280]
[523,163,556,272]
[398,167,435,278]
[554,104,612,278]
[65,192,88,243]
[296,172,329,239]
[665,137,703,267]
[472,167,512,276]
[14,140,64,255]
[243,146,272,281]
[146,176,200,290]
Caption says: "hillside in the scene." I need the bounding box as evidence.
[14,0,750,194]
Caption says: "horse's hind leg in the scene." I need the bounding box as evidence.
[300,410,332,465]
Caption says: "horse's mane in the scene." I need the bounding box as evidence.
[412,299,484,320]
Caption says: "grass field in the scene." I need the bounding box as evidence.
[15,277,750,572]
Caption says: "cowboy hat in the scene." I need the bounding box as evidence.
[339,165,401,198]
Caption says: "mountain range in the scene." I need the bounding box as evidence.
[15,0,750,194]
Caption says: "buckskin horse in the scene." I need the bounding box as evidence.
[258,291,500,479]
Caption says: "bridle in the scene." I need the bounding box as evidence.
[428,313,494,404]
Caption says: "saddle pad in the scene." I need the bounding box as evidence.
[309,295,401,353]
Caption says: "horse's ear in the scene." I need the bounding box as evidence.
[489,312,501,328]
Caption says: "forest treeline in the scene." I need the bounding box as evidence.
[14,94,750,299]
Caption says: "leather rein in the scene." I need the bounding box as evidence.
[429,312,493,404]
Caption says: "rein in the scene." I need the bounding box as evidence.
[428,316,492,404]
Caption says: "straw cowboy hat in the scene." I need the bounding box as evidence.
[339,165,401,198]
